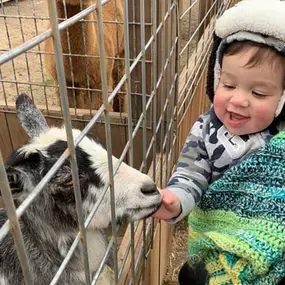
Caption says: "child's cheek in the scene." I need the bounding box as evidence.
[213,91,227,123]
[213,93,222,110]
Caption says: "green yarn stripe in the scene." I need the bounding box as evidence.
[188,130,285,284]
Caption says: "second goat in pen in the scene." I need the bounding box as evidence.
[45,0,126,112]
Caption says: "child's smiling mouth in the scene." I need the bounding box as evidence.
[227,112,250,127]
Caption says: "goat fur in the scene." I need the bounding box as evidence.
[44,0,126,112]
[0,94,161,285]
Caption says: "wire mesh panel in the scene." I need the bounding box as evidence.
[0,0,241,284]
[0,0,179,284]
[161,1,240,283]
[177,0,239,148]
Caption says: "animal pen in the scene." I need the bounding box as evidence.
[0,0,238,284]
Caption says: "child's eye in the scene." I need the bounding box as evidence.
[252,91,267,98]
[223,84,235,89]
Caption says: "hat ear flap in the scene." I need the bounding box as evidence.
[206,33,222,103]
[275,92,285,118]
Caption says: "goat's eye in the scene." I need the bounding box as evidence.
[7,173,22,192]
[57,173,73,187]
[9,173,19,185]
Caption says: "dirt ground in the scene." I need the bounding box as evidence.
[0,0,199,106]
[0,0,199,284]
[162,219,188,285]
[0,0,59,106]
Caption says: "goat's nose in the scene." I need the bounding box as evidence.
[141,183,159,196]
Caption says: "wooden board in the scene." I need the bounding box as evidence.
[0,101,152,170]
[0,112,13,162]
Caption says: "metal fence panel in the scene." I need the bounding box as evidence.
[0,0,237,284]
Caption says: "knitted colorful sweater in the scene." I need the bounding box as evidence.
[188,130,285,285]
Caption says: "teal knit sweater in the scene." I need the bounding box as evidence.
[188,130,285,285]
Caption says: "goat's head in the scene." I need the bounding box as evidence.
[5,94,161,231]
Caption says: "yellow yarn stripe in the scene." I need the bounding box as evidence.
[219,253,247,285]
[209,274,232,285]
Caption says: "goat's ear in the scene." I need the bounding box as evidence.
[2,166,24,198]
[15,93,49,138]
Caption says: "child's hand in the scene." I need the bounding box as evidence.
[152,189,182,220]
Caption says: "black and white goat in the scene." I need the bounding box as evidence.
[0,94,162,285]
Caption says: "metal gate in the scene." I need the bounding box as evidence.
[0,0,238,284]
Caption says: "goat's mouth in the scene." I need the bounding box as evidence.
[131,204,161,216]
[129,202,162,221]
[117,202,162,224]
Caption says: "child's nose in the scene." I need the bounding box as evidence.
[229,90,249,108]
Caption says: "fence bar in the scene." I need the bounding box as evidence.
[127,222,150,285]
[50,163,118,285]
[0,105,105,243]
[30,0,49,107]
[62,0,78,116]
[0,0,236,283]
[1,3,20,95]
[117,221,141,279]
[179,49,210,118]
[15,0,34,99]
[49,234,81,285]
[0,152,33,285]
[151,0,158,185]
[0,0,111,66]
[170,0,180,168]
[123,0,133,168]
[78,0,93,115]
[136,39,179,174]
[0,37,179,241]
[95,0,118,283]
[159,2,166,185]
[47,0,91,284]
[179,21,213,99]
[150,1,158,259]
[158,3,168,284]
[0,149,66,242]
[139,0,148,279]
[179,0,218,56]
[0,0,176,112]
[140,0,147,174]
[123,0,136,282]
[180,0,199,19]
[164,0,172,184]
[172,1,180,170]
[91,235,114,285]
[178,34,213,111]
[100,1,176,109]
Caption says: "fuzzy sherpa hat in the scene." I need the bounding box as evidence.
[207,0,285,119]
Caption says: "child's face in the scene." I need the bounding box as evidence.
[214,47,284,135]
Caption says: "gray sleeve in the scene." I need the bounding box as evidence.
[167,114,211,223]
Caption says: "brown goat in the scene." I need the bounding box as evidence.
[44,0,126,112]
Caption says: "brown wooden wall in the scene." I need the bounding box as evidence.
[0,101,152,172]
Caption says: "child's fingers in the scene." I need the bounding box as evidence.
[163,191,178,205]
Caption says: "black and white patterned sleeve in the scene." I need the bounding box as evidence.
[167,113,212,223]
